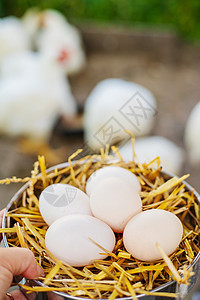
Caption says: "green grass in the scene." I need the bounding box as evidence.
[0,0,200,42]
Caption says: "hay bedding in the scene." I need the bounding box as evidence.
[0,144,199,299]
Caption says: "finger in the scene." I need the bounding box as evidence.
[0,248,44,298]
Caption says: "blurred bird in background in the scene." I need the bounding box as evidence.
[83,78,186,175]
[84,78,157,150]
[184,102,200,167]
[0,8,85,148]
[22,8,86,75]
[0,16,30,62]
[0,51,77,141]
[119,136,185,175]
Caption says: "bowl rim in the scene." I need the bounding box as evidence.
[2,161,200,299]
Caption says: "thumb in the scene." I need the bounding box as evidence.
[0,248,43,298]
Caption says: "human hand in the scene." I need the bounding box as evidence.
[0,209,62,300]
[0,209,43,300]
[0,247,43,300]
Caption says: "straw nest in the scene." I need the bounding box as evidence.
[0,143,199,299]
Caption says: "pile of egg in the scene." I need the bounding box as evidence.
[39,166,183,267]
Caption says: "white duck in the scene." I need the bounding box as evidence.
[0,51,77,141]
[22,8,86,75]
[119,136,185,175]
[83,79,157,151]
[184,102,200,166]
[0,16,30,63]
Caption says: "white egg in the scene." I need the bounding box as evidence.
[45,214,116,266]
[86,166,141,196]
[90,177,142,233]
[123,209,183,261]
[39,183,92,225]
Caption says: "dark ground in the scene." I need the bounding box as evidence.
[0,26,200,298]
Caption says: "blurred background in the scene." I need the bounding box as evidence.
[0,1,200,298]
